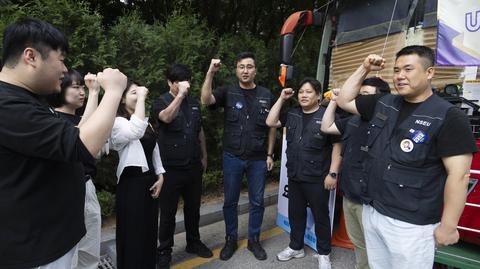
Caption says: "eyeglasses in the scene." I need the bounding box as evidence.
[237,64,255,71]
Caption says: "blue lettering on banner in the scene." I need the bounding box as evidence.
[466,10,480,32]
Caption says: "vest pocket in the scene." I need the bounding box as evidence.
[249,131,267,152]
[301,151,325,177]
[381,163,424,212]
[308,132,326,150]
[392,129,431,165]
[164,136,187,160]
[224,130,242,149]
[167,117,183,132]
[301,159,323,177]
[226,109,239,122]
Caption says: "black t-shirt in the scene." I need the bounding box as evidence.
[334,116,352,135]
[356,93,478,157]
[211,84,274,160]
[56,111,98,178]
[0,81,93,269]
[279,108,342,144]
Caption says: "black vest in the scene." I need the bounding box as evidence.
[339,115,370,204]
[157,93,202,167]
[365,93,452,225]
[223,85,272,157]
[285,107,332,182]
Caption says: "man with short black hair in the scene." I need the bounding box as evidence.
[152,63,212,269]
[336,45,477,268]
[321,77,390,269]
[201,52,276,261]
[0,18,127,269]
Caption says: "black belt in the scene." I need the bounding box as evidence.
[84,174,93,182]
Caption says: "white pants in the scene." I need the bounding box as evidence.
[362,205,438,269]
[72,180,102,269]
[31,245,77,269]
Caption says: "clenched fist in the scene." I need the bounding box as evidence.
[97,68,127,94]
[208,59,222,74]
[363,54,385,72]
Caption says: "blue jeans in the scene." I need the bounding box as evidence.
[222,152,267,239]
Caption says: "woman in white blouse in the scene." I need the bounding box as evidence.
[110,80,164,269]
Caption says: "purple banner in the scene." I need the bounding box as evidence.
[437,0,480,66]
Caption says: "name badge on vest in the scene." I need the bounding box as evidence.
[235,101,243,110]
[400,139,414,152]
[409,129,427,144]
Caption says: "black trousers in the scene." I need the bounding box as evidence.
[116,169,158,269]
[288,179,331,255]
[157,163,203,254]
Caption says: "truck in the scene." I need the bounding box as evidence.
[277,0,480,268]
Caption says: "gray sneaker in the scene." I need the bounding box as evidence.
[316,254,332,269]
[276,246,305,261]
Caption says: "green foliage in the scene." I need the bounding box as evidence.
[202,169,223,193]
[96,190,115,218]
[108,11,166,91]
[95,152,119,193]
[19,0,113,72]
[0,0,324,198]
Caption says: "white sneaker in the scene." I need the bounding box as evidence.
[276,246,305,261]
[316,254,332,269]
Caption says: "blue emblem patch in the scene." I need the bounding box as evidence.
[409,129,427,144]
[235,101,243,110]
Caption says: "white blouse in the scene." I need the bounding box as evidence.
[110,114,165,182]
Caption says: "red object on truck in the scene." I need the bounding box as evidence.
[458,138,480,245]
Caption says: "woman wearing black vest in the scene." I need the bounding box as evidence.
[110,81,165,269]
[266,78,342,269]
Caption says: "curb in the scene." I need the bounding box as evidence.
[100,187,279,255]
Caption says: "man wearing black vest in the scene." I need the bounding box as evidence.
[152,64,212,269]
[336,46,477,268]
[321,77,390,269]
[201,52,276,261]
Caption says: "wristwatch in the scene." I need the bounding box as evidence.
[329,171,337,179]
[267,153,274,158]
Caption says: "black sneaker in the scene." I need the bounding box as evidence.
[157,250,172,269]
[185,240,213,258]
[219,236,238,261]
[247,236,267,260]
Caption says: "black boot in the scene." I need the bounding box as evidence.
[219,236,238,260]
[157,250,172,269]
[247,235,267,260]
[185,240,213,258]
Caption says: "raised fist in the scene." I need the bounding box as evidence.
[135,86,149,98]
[177,81,190,97]
[280,88,295,100]
[84,73,100,94]
[363,54,385,72]
[208,59,221,74]
[97,68,127,94]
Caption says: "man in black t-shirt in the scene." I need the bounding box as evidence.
[336,46,477,268]
[0,18,127,269]
[321,77,390,269]
[151,64,212,269]
[201,52,276,261]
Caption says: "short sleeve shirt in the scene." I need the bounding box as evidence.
[0,81,93,268]
[355,93,478,157]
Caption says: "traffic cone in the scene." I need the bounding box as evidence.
[331,208,354,249]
